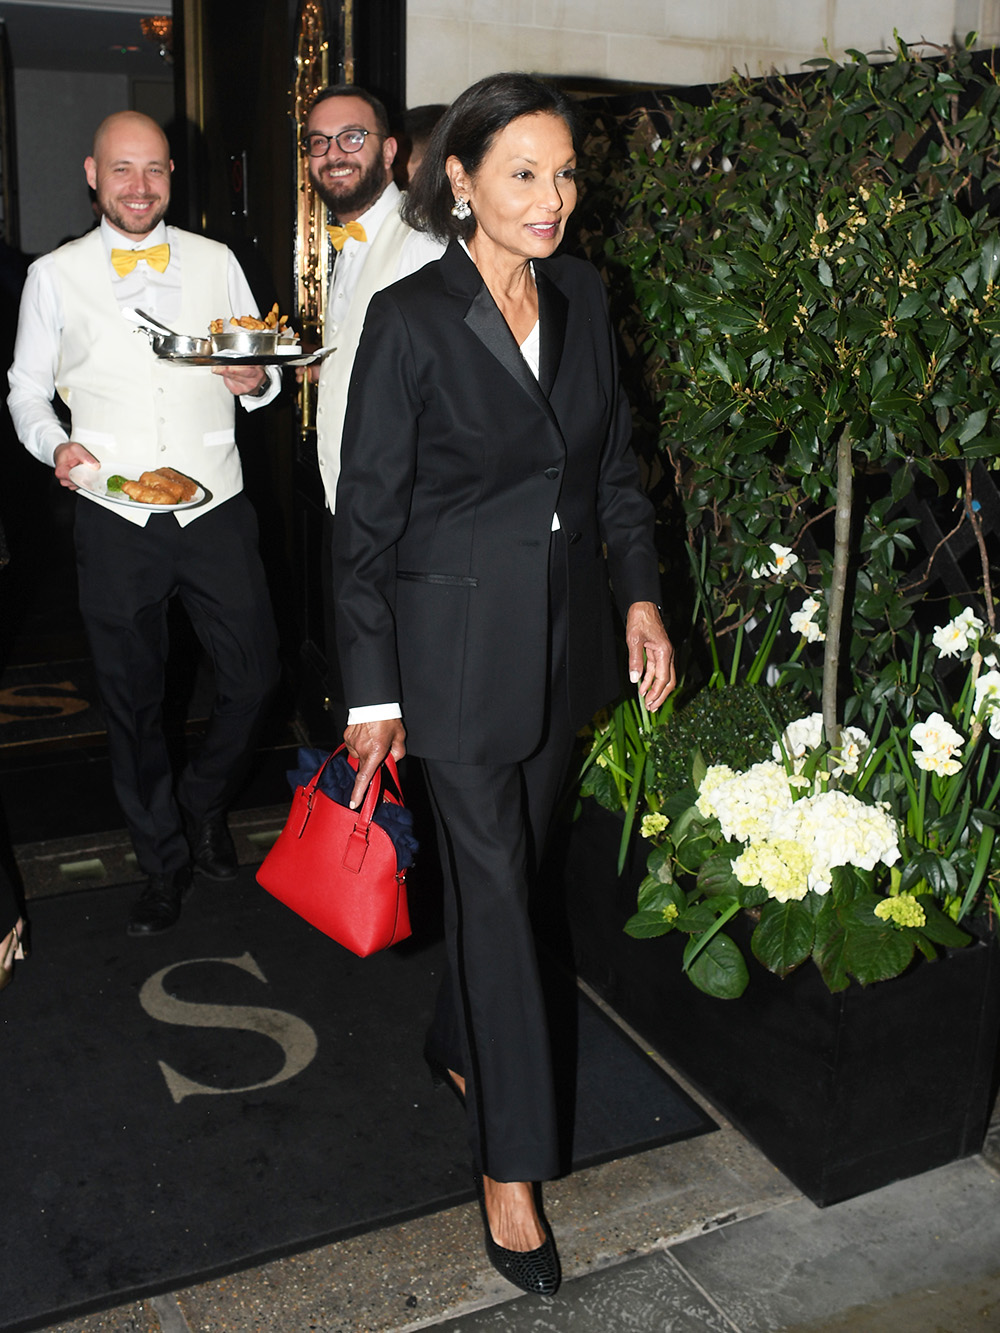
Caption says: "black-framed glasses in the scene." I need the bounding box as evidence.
[302,128,380,157]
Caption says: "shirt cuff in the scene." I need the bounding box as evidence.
[240,366,280,409]
[40,426,71,469]
[347,702,402,724]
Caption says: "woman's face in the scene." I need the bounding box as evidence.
[450,112,577,266]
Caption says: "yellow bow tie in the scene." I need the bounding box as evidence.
[110,243,171,277]
[326,221,367,251]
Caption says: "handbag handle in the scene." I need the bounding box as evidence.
[302,743,404,831]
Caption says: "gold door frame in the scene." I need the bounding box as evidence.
[293,0,330,357]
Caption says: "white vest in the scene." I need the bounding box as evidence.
[53,227,241,528]
[315,202,414,511]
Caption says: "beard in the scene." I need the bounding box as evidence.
[309,153,387,218]
[99,192,170,236]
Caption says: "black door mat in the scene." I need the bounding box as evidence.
[0,868,714,1333]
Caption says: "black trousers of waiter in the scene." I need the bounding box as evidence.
[74,494,279,877]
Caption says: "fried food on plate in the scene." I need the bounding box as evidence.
[209,302,289,334]
[114,467,199,505]
[151,466,198,501]
[122,479,177,504]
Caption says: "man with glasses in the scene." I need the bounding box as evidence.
[302,86,443,728]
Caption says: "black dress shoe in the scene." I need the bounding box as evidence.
[126,867,192,936]
[188,814,238,880]
[473,1174,561,1296]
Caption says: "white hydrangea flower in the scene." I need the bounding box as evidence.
[732,838,812,902]
[911,712,965,776]
[789,596,825,642]
[721,783,900,903]
[696,760,792,844]
[750,542,798,580]
[932,607,985,657]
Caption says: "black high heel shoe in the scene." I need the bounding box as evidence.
[425,1054,467,1109]
[473,1173,561,1296]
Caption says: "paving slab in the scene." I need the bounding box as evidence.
[669,1156,1000,1332]
[779,1271,1000,1332]
[421,1251,737,1332]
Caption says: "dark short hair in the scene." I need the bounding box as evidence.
[307,85,391,139]
[402,73,580,242]
[402,103,448,148]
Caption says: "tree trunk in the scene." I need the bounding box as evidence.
[823,428,853,746]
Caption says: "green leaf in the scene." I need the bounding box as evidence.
[812,901,850,992]
[676,902,728,933]
[843,923,915,985]
[580,762,622,812]
[915,897,972,949]
[645,842,675,884]
[697,852,740,897]
[958,408,989,445]
[636,874,684,915]
[625,908,676,938]
[686,932,750,998]
[751,899,815,976]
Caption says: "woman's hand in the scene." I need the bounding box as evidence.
[625,601,676,712]
[343,718,407,809]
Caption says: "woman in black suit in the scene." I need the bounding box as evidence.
[334,72,675,1294]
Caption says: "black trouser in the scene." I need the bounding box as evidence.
[74,495,279,876]
[422,530,574,1182]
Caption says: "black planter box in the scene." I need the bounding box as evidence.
[561,801,1000,1206]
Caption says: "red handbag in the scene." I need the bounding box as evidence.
[256,746,411,957]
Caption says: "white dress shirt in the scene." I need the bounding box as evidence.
[325,181,443,341]
[8,218,279,468]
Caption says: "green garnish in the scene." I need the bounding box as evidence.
[106,475,126,492]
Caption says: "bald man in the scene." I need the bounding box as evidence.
[8,111,280,935]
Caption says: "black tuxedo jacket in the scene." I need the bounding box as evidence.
[333,240,661,765]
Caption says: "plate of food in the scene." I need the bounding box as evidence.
[68,463,207,511]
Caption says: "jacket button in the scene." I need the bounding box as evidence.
[568,531,581,545]
[544,467,559,480]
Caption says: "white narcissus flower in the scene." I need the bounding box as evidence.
[789,596,826,642]
[832,727,870,776]
[911,712,965,776]
[772,713,869,776]
[750,542,798,580]
[973,670,1000,716]
[932,607,985,657]
[774,713,824,761]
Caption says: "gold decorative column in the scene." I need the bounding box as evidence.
[292,1,330,429]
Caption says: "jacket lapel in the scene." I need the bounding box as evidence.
[442,241,560,428]
[536,267,568,398]
[463,286,557,425]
